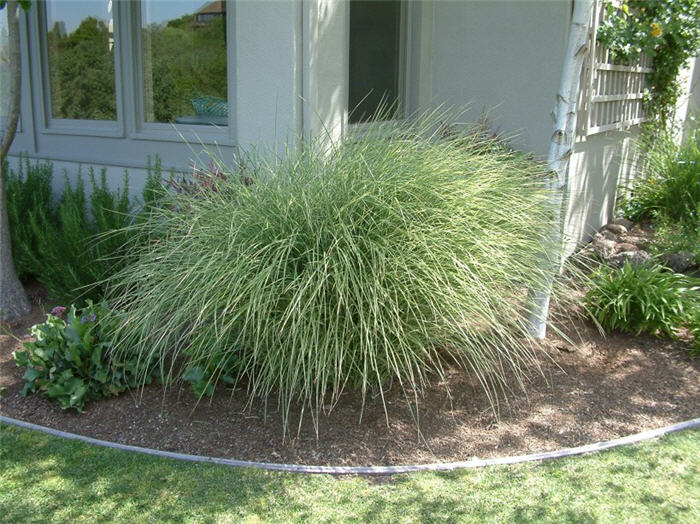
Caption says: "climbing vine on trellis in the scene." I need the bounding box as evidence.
[597,0,700,127]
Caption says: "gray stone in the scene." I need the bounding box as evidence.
[598,229,618,241]
[659,251,696,273]
[614,242,639,253]
[602,223,628,235]
[593,237,617,259]
[608,250,652,268]
[612,217,634,230]
[619,235,648,248]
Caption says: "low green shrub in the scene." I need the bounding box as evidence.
[584,262,699,353]
[6,157,163,303]
[30,169,133,303]
[4,157,54,281]
[107,111,561,434]
[621,128,699,230]
[647,217,700,266]
[13,302,158,411]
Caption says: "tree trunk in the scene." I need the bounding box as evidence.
[0,0,30,321]
[526,0,594,339]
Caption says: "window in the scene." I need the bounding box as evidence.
[348,0,404,123]
[140,0,228,126]
[35,0,231,136]
[43,0,117,121]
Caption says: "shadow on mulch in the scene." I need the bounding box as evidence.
[1,283,698,467]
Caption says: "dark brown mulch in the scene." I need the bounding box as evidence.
[1,286,698,467]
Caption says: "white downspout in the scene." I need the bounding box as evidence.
[527,0,594,339]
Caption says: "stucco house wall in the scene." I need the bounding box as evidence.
[421,0,570,155]
[4,0,667,255]
[416,0,643,253]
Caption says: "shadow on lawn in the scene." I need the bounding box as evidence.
[2,424,697,522]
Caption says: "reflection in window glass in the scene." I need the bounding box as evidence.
[348,0,402,123]
[142,0,228,126]
[45,0,116,120]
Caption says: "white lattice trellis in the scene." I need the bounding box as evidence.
[579,1,652,136]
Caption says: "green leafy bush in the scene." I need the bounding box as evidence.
[6,157,163,303]
[13,302,157,411]
[107,112,561,433]
[30,169,132,303]
[597,0,700,125]
[584,263,699,352]
[622,129,700,230]
[647,217,700,267]
[4,157,54,281]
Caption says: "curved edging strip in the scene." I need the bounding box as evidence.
[1,414,699,476]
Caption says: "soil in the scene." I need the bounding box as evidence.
[1,283,699,467]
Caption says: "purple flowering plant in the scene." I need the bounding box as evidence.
[50,306,67,318]
[81,312,97,324]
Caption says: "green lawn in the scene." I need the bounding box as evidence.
[1,424,698,523]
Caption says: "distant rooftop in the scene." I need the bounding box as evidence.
[196,1,226,16]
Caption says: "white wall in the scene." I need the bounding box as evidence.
[420,0,648,251]
[303,0,348,143]
[422,0,571,155]
[234,1,300,150]
[565,128,641,253]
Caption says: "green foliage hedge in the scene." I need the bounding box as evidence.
[622,129,700,230]
[106,112,561,434]
[5,156,162,303]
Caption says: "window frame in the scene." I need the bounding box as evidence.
[126,0,234,145]
[29,0,234,146]
[345,0,411,128]
[33,0,125,138]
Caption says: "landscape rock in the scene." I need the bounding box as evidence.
[614,243,639,253]
[659,251,696,273]
[612,217,634,230]
[597,229,618,242]
[618,235,648,249]
[601,223,628,236]
[593,237,617,259]
[579,218,693,273]
[608,250,652,268]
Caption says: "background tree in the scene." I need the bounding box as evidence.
[47,16,116,120]
[0,0,31,321]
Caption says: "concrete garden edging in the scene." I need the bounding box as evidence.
[2,414,698,476]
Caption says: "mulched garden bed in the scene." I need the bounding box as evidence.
[1,285,698,467]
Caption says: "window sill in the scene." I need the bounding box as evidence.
[129,123,233,147]
[41,119,124,138]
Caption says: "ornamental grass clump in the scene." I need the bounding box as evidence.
[107,112,560,433]
[584,262,699,355]
[621,126,700,230]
